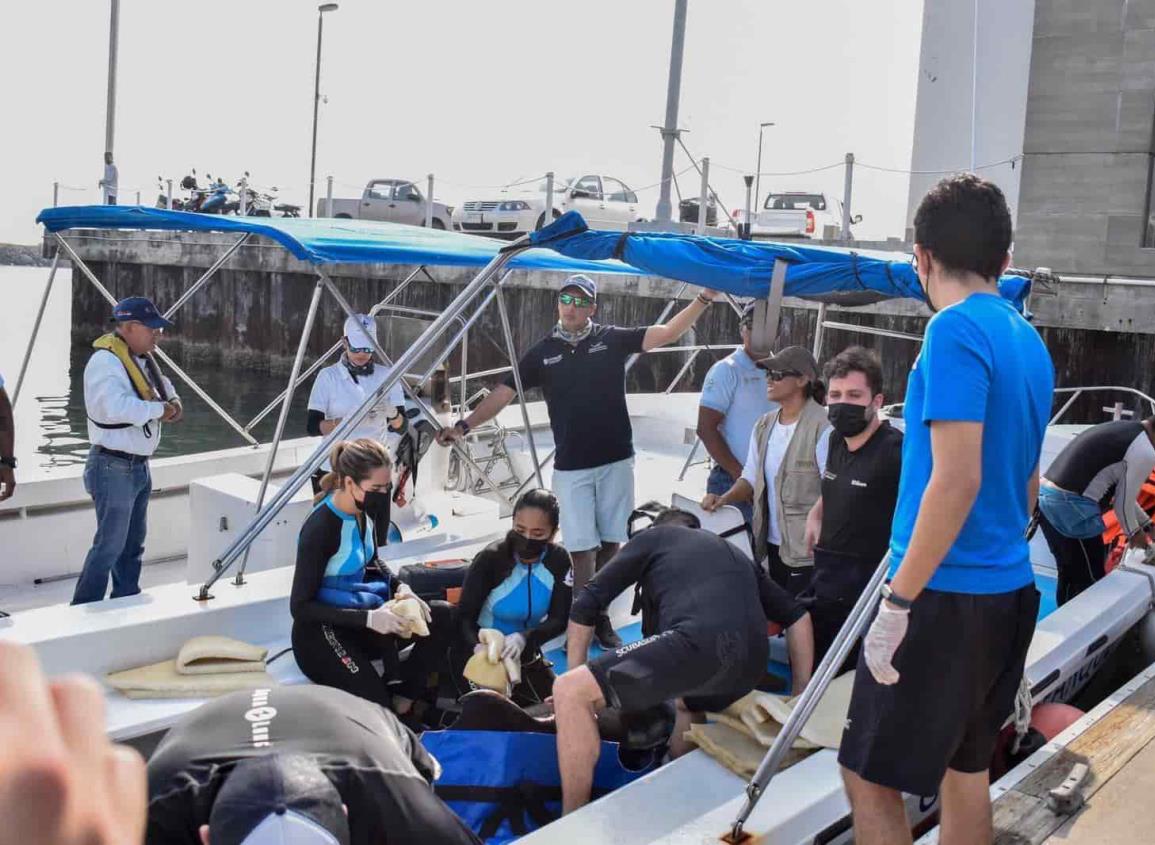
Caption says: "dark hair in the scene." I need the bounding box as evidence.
[315,438,392,503]
[823,346,883,396]
[913,173,1012,280]
[513,488,560,532]
[804,378,827,405]
[651,507,701,530]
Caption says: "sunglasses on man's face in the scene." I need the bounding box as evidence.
[348,346,374,355]
[765,369,802,381]
[558,293,593,308]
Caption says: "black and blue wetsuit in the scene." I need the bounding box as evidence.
[290,495,452,709]
[454,537,573,702]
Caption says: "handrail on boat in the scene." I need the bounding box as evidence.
[1049,386,1155,425]
[729,552,892,841]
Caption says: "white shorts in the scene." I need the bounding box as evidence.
[552,457,635,553]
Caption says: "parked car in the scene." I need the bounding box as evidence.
[452,174,643,238]
[317,179,453,229]
[732,191,861,240]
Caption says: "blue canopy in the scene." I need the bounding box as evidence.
[37,205,1031,312]
[530,211,1033,311]
[35,205,640,276]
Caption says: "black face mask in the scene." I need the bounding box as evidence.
[827,402,873,437]
[508,530,548,561]
[355,488,392,522]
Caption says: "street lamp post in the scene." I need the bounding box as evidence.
[308,2,339,217]
[754,120,774,215]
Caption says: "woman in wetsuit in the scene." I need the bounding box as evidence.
[291,438,452,718]
[454,489,573,704]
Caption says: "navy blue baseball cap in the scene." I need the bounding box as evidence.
[111,296,174,330]
[560,274,597,300]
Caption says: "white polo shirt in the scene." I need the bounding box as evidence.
[307,361,405,468]
[84,349,177,457]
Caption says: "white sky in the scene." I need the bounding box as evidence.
[2,0,925,244]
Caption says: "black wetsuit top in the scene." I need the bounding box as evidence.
[570,525,805,638]
[456,538,573,653]
[1044,420,1155,535]
[145,685,481,845]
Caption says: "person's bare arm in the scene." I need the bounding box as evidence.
[320,418,341,436]
[888,421,983,601]
[702,477,754,512]
[785,613,815,695]
[436,384,517,445]
[641,290,718,351]
[697,406,742,478]
[1027,463,1039,520]
[804,497,823,555]
[565,620,596,671]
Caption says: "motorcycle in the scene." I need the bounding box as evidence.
[199,175,235,215]
[236,170,302,217]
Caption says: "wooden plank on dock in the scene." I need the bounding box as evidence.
[1044,739,1155,844]
[992,674,1155,844]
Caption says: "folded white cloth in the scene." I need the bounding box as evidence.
[105,636,274,699]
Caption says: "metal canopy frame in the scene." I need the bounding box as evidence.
[16,222,546,601]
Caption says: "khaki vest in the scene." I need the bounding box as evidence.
[750,399,828,568]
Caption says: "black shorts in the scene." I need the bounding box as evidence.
[587,626,767,714]
[767,543,813,597]
[837,584,1039,797]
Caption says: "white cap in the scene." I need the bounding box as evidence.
[343,314,377,350]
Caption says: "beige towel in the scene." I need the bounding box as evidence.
[462,629,521,694]
[713,671,856,751]
[105,636,273,699]
[386,597,430,639]
[176,636,268,675]
[686,722,812,779]
[106,660,274,698]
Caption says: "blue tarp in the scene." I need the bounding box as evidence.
[35,205,640,276]
[36,206,1031,311]
[530,210,1033,311]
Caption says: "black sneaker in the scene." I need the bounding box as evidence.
[594,615,623,650]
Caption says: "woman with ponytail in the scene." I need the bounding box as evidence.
[452,488,573,704]
[291,438,452,718]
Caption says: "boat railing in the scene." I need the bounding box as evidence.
[884,385,1155,425]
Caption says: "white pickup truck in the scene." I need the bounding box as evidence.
[733,191,860,240]
[317,178,453,229]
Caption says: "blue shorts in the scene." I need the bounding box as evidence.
[552,457,635,552]
[1038,485,1105,540]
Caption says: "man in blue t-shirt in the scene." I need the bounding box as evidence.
[697,302,776,524]
[838,174,1054,845]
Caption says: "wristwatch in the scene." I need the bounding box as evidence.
[880,583,913,610]
[454,419,471,435]
[0,456,15,469]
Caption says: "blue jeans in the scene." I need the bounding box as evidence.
[72,448,151,605]
[707,464,753,525]
[1037,485,1105,539]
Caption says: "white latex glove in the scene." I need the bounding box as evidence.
[863,600,909,686]
[501,632,527,662]
[395,583,432,624]
[366,606,412,637]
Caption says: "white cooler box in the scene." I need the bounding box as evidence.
[186,474,314,585]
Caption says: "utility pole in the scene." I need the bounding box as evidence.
[308,3,339,217]
[104,0,119,157]
[655,0,688,224]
